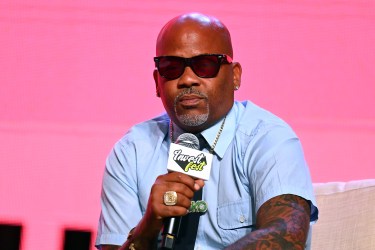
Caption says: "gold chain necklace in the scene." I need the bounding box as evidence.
[170,116,227,154]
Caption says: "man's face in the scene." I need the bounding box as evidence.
[154,22,241,133]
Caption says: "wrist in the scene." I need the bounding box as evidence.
[125,220,161,250]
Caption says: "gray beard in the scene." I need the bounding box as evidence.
[174,88,209,127]
[177,111,209,127]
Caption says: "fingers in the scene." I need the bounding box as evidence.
[162,192,191,217]
[147,172,205,220]
[194,179,205,191]
[159,172,205,193]
[156,172,196,190]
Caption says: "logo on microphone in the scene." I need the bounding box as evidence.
[172,149,207,172]
[167,143,213,180]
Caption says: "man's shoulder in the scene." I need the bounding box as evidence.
[133,113,170,132]
[234,100,296,137]
[118,113,169,145]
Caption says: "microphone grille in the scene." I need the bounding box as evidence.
[175,133,200,150]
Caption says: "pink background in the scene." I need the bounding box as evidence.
[1,1,374,249]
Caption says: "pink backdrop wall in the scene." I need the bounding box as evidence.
[1,1,374,249]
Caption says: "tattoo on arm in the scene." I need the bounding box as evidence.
[226,194,311,250]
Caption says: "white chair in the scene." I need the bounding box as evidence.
[311,179,375,250]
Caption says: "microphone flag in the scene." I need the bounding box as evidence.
[167,143,213,181]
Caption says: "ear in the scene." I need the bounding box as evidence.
[232,62,242,91]
[153,69,161,97]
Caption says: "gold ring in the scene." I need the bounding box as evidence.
[164,191,178,206]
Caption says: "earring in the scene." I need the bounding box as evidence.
[234,85,239,90]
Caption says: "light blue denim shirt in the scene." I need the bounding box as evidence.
[95,100,318,249]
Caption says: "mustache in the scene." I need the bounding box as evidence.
[175,88,208,103]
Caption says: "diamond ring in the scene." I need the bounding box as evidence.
[164,191,178,206]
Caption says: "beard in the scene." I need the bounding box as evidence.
[177,112,209,126]
[174,88,209,127]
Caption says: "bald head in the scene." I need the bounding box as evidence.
[156,13,233,58]
[153,13,242,133]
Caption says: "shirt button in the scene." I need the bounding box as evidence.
[239,215,245,223]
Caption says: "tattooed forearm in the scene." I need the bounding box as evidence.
[225,194,310,250]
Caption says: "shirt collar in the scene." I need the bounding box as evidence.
[200,105,236,158]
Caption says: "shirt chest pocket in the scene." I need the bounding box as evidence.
[217,199,254,246]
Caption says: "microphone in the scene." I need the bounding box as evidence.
[166,133,213,181]
[175,133,200,150]
[161,133,200,249]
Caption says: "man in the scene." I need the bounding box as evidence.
[96,12,318,250]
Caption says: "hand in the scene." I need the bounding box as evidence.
[147,172,205,222]
[122,172,205,248]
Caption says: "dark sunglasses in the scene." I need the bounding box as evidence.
[154,54,233,80]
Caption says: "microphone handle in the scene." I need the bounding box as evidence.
[161,133,199,249]
[161,216,182,249]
